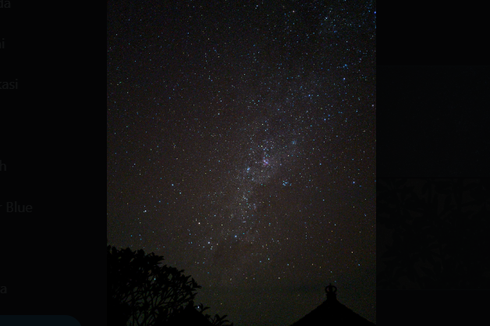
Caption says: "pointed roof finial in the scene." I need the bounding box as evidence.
[325,283,337,301]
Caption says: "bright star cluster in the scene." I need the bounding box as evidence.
[107,1,375,325]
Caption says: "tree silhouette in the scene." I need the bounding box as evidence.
[209,314,234,326]
[108,245,201,326]
[194,303,234,326]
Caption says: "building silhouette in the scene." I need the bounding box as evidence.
[290,284,375,325]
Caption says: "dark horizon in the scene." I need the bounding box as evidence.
[108,243,375,325]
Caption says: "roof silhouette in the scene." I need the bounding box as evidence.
[290,284,375,326]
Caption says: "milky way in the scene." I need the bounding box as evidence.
[108,1,376,325]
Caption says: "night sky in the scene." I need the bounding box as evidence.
[107,1,376,325]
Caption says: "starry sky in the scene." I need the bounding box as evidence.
[107,1,376,325]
